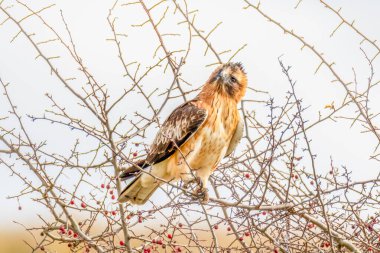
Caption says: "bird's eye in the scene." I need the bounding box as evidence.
[230,76,237,83]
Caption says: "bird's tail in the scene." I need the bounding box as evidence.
[119,159,149,180]
[118,175,159,205]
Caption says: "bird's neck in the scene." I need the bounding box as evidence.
[198,84,239,106]
[198,81,246,105]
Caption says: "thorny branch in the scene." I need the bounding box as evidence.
[0,1,379,252]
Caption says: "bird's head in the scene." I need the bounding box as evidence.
[205,62,247,102]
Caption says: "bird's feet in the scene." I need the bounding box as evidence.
[183,176,201,189]
[183,177,209,203]
[192,186,209,204]
[183,177,199,197]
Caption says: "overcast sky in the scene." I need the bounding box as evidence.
[0,0,379,230]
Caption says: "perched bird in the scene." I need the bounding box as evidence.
[118,62,247,205]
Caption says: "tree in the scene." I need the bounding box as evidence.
[0,1,379,252]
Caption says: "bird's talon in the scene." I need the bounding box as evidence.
[191,187,209,203]
[201,191,209,204]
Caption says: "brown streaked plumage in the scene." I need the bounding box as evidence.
[118,62,248,205]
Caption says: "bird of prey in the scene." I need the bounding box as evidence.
[118,62,247,205]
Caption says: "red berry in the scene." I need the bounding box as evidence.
[157,239,163,245]
[262,211,267,216]
[295,175,299,179]
[68,230,73,236]
[119,240,125,246]
[111,210,117,216]
[111,195,116,200]
[178,223,183,228]
[239,237,243,241]
[70,200,74,205]
[213,224,218,230]
[106,184,110,190]
[307,223,314,229]
[101,183,105,188]
[227,226,231,232]
[138,216,143,223]
[244,173,250,179]
[40,246,45,251]
[133,152,138,157]
[68,243,72,248]
[167,234,173,239]
[73,233,78,238]
[81,202,86,208]
[274,249,279,253]
[244,231,250,237]
[109,190,114,195]
[310,181,314,185]
[127,215,131,219]
[152,239,156,244]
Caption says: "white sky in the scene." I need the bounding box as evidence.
[0,0,380,230]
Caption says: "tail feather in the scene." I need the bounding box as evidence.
[118,175,159,205]
[119,160,149,180]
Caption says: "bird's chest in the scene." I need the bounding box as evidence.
[185,99,238,169]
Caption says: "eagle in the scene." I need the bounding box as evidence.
[118,62,247,205]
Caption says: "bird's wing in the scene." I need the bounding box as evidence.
[119,100,207,180]
[224,115,244,157]
[146,99,208,164]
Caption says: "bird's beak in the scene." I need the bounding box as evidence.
[216,69,223,80]
[216,68,229,83]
